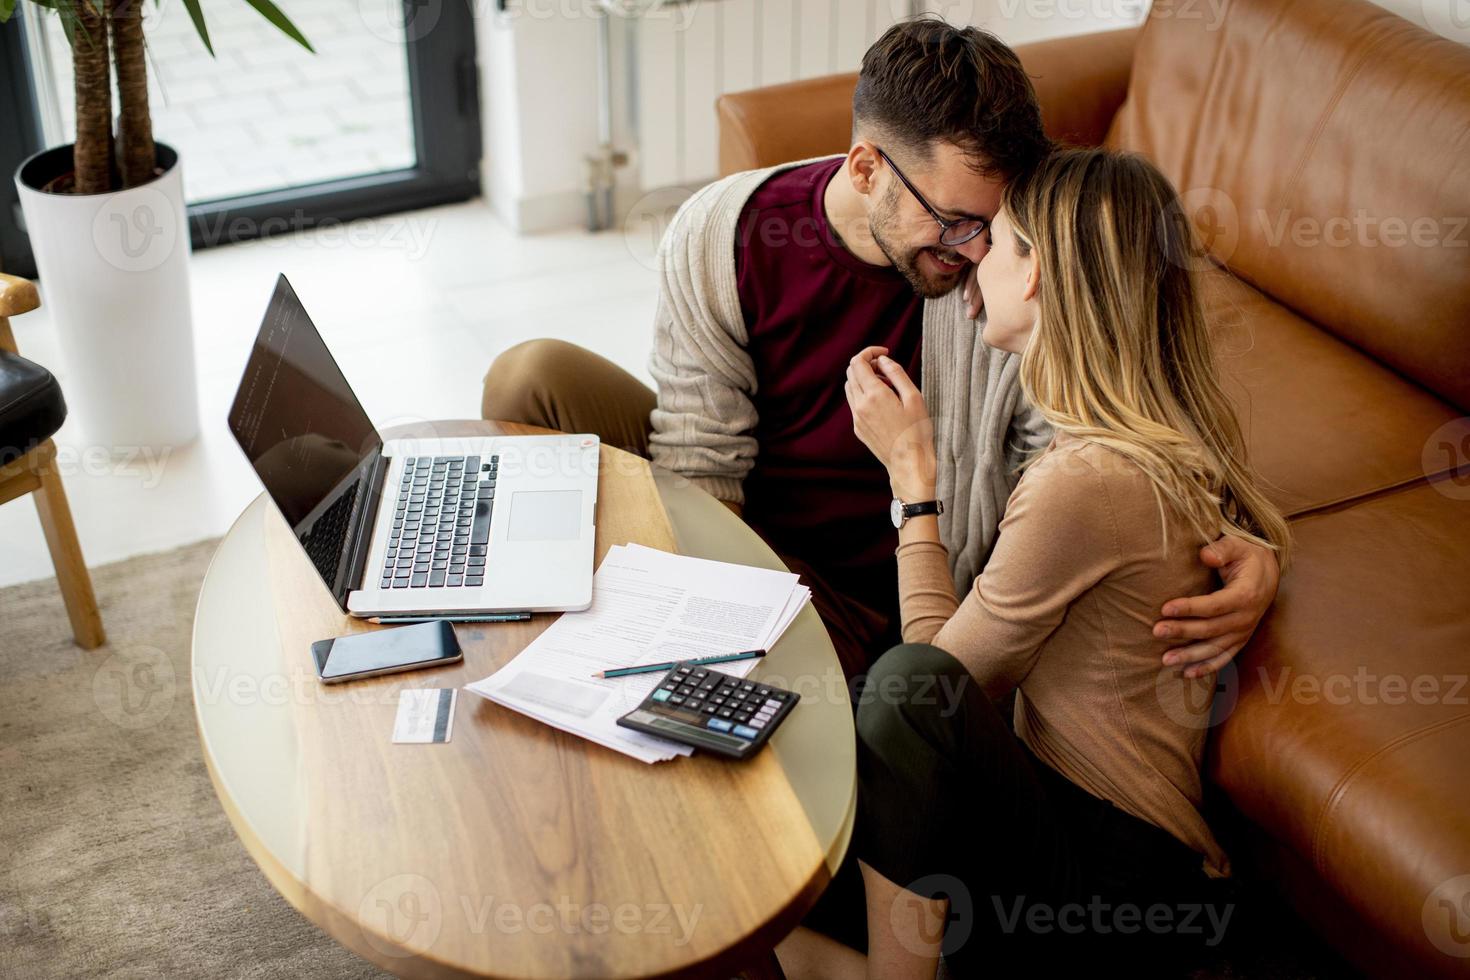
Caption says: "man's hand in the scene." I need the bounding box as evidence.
[845,346,936,501]
[1154,536,1281,678]
[962,263,984,320]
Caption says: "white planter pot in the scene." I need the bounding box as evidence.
[15,142,199,453]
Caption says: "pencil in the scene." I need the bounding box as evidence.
[594,649,765,679]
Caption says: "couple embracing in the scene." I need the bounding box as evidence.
[484,18,1287,977]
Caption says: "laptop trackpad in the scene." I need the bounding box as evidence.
[506,490,583,542]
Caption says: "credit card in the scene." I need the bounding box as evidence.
[393,688,456,743]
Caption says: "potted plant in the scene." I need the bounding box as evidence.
[4,0,311,451]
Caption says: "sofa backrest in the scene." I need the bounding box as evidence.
[717,74,857,178]
[1107,0,1470,410]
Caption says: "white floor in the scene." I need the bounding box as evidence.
[1,198,660,588]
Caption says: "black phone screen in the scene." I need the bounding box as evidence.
[311,621,461,681]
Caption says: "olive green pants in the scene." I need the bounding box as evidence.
[481,339,655,457]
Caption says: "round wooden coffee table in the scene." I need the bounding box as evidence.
[193,421,856,978]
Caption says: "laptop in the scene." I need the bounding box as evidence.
[228,274,600,617]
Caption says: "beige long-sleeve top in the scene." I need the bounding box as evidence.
[899,433,1230,878]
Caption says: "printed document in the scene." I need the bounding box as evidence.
[464,544,810,762]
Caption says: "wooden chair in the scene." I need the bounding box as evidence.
[0,272,105,649]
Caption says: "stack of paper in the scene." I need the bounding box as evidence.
[464,544,810,762]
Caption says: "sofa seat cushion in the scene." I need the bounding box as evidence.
[1208,482,1470,977]
[1202,270,1470,516]
[0,351,66,465]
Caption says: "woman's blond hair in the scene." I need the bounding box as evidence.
[1002,147,1290,566]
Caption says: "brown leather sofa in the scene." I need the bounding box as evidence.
[715,1,1470,977]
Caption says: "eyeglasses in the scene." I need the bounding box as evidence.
[876,147,988,247]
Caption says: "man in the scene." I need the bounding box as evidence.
[482,20,1278,681]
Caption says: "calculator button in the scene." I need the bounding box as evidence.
[702,705,718,714]
[764,699,782,711]
[749,719,767,729]
[719,708,734,719]
[755,687,771,697]
[711,696,725,706]
[652,690,671,702]
[691,669,707,679]
[732,725,758,739]
[678,686,695,696]
[700,677,720,690]
[669,696,686,705]
[707,718,733,732]
[740,683,754,692]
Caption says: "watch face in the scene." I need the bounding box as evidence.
[890,498,903,529]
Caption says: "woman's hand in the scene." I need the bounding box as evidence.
[845,346,937,501]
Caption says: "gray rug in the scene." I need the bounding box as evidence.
[0,539,391,980]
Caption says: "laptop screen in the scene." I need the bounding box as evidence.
[228,275,381,586]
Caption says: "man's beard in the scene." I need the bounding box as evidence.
[869,184,970,299]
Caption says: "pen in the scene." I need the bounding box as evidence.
[368,613,531,625]
[594,649,766,679]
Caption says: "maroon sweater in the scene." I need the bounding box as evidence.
[734,158,924,670]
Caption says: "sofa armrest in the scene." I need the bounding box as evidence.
[714,27,1140,176]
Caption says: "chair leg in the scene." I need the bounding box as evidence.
[31,450,106,649]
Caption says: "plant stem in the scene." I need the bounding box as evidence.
[110,0,154,188]
[71,0,113,194]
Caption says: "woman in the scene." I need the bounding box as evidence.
[787,148,1291,979]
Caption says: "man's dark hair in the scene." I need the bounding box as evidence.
[853,18,1049,180]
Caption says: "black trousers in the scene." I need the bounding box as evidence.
[804,643,1237,978]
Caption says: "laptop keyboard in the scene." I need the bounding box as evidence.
[302,480,359,587]
[380,454,497,590]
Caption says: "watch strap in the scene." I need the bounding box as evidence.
[901,500,943,519]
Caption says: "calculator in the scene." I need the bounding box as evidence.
[615,662,800,759]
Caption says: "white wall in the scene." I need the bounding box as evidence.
[477,1,641,232]
[634,0,915,190]
[924,0,1147,44]
[1370,0,1470,39]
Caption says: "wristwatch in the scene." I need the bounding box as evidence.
[890,498,943,529]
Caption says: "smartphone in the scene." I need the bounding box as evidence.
[311,620,462,684]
